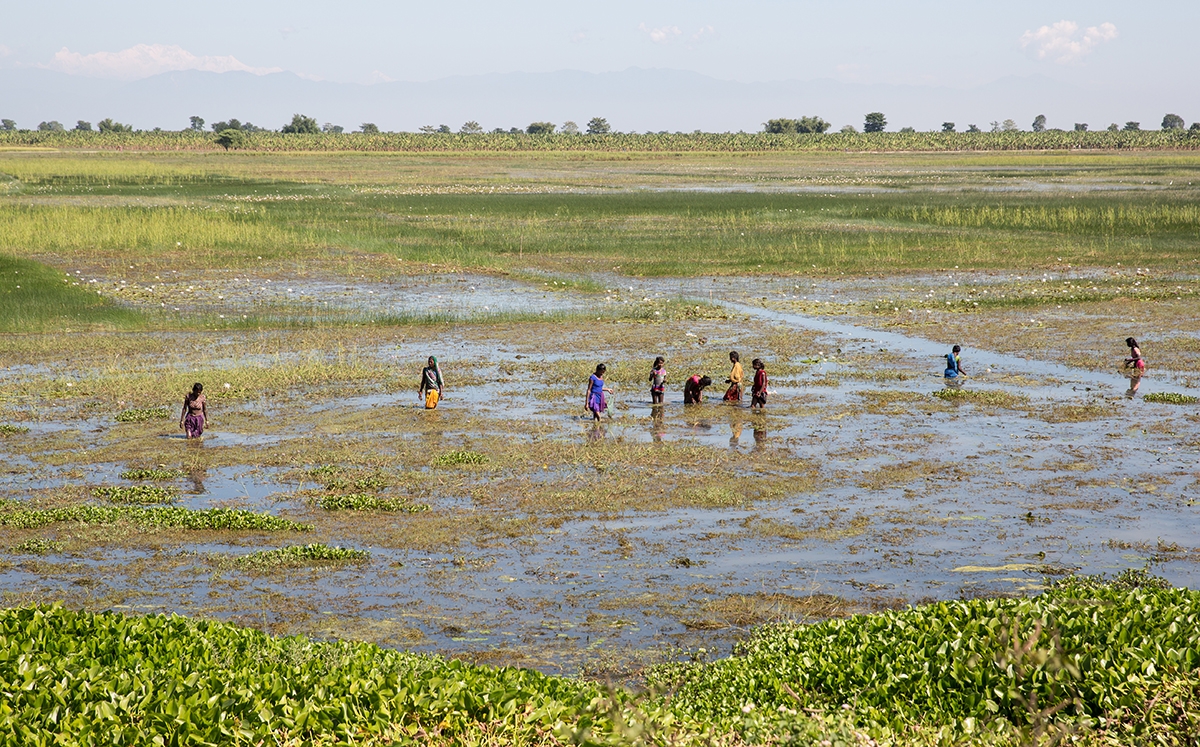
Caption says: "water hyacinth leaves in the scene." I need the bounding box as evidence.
[648,574,1200,735]
[1142,392,1199,405]
[93,485,179,504]
[115,406,171,423]
[0,505,309,531]
[432,450,489,467]
[314,493,430,512]
[232,543,369,572]
[0,604,682,745]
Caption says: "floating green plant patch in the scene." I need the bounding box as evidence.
[119,467,187,481]
[0,424,29,436]
[115,406,171,423]
[433,450,489,466]
[9,537,65,555]
[93,485,178,504]
[315,493,430,512]
[932,388,1025,407]
[1142,392,1199,405]
[233,543,369,572]
[0,505,309,531]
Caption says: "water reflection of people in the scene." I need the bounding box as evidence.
[753,423,767,449]
[588,423,606,441]
[729,419,743,448]
[188,466,208,494]
[651,406,666,442]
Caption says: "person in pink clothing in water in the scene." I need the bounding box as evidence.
[179,382,207,438]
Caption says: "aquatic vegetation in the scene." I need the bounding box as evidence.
[433,450,489,466]
[9,537,65,555]
[0,505,309,531]
[233,543,369,571]
[315,493,430,512]
[92,485,178,504]
[119,467,187,481]
[649,575,1200,737]
[1142,392,1199,405]
[114,406,171,423]
[0,604,688,746]
[932,388,1026,407]
[0,424,29,436]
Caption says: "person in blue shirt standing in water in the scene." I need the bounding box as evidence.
[944,345,967,383]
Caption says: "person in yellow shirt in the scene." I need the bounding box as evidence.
[723,351,744,403]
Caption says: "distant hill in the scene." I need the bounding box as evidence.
[0,67,1190,134]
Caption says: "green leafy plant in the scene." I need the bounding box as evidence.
[933,388,1026,407]
[114,406,171,423]
[0,505,309,531]
[0,424,29,436]
[119,467,187,481]
[9,537,65,554]
[1142,392,1199,405]
[433,450,489,466]
[92,485,178,504]
[315,493,430,512]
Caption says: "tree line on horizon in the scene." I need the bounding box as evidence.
[2,112,1197,140]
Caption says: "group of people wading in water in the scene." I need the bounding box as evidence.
[174,338,1147,439]
[586,351,768,422]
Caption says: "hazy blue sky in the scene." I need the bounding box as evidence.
[2,0,1193,92]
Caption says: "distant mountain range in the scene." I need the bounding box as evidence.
[0,67,1190,134]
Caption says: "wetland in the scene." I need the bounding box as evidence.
[1,147,1198,743]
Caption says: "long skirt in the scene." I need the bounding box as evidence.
[183,413,204,438]
[425,389,440,409]
[587,392,607,414]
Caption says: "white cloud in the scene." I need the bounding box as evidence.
[690,26,715,43]
[0,44,13,58]
[43,43,283,80]
[1020,21,1117,64]
[639,23,682,44]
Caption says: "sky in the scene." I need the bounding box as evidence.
[2,1,1194,88]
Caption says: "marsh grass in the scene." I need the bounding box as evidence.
[0,255,144,332]
[0,424,29,436]
[114,406,171,423]
[93,485,179,505]
[120,467,187,481]
[747,514,870,542]
[1142,392,1199,405]
[230,543,369,572]
[0,505,309,531]
[1040,401,1115,423]
[314,493,431,512]
[932,388,1028,408]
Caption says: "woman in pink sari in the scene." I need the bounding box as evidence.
[179,382,207,438]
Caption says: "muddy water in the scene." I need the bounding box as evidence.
[1,273,1198,674]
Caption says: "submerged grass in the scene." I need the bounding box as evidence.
[232,543,369,571]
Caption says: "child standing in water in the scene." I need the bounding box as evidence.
[648,357,667,405]
[418,356,444,409]
[750,358,768,409]
[1124,337,1146,396]
[586,363,613,421]
[723,351,744,402]
[179,382,206,439]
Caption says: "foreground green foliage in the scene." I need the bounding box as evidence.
[0,505,309,531]
[314,493,431,512]
[114,406,171,423]
[9,537,65,555]
[0,605,674,746]
[232,543,369,572]
[93,485,178,504]
[0,424,29,436]
[650,572,1200,741]
[1143,392,1199,405]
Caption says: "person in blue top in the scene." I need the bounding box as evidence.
[585,363,613,421]
[944,345,967,381]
